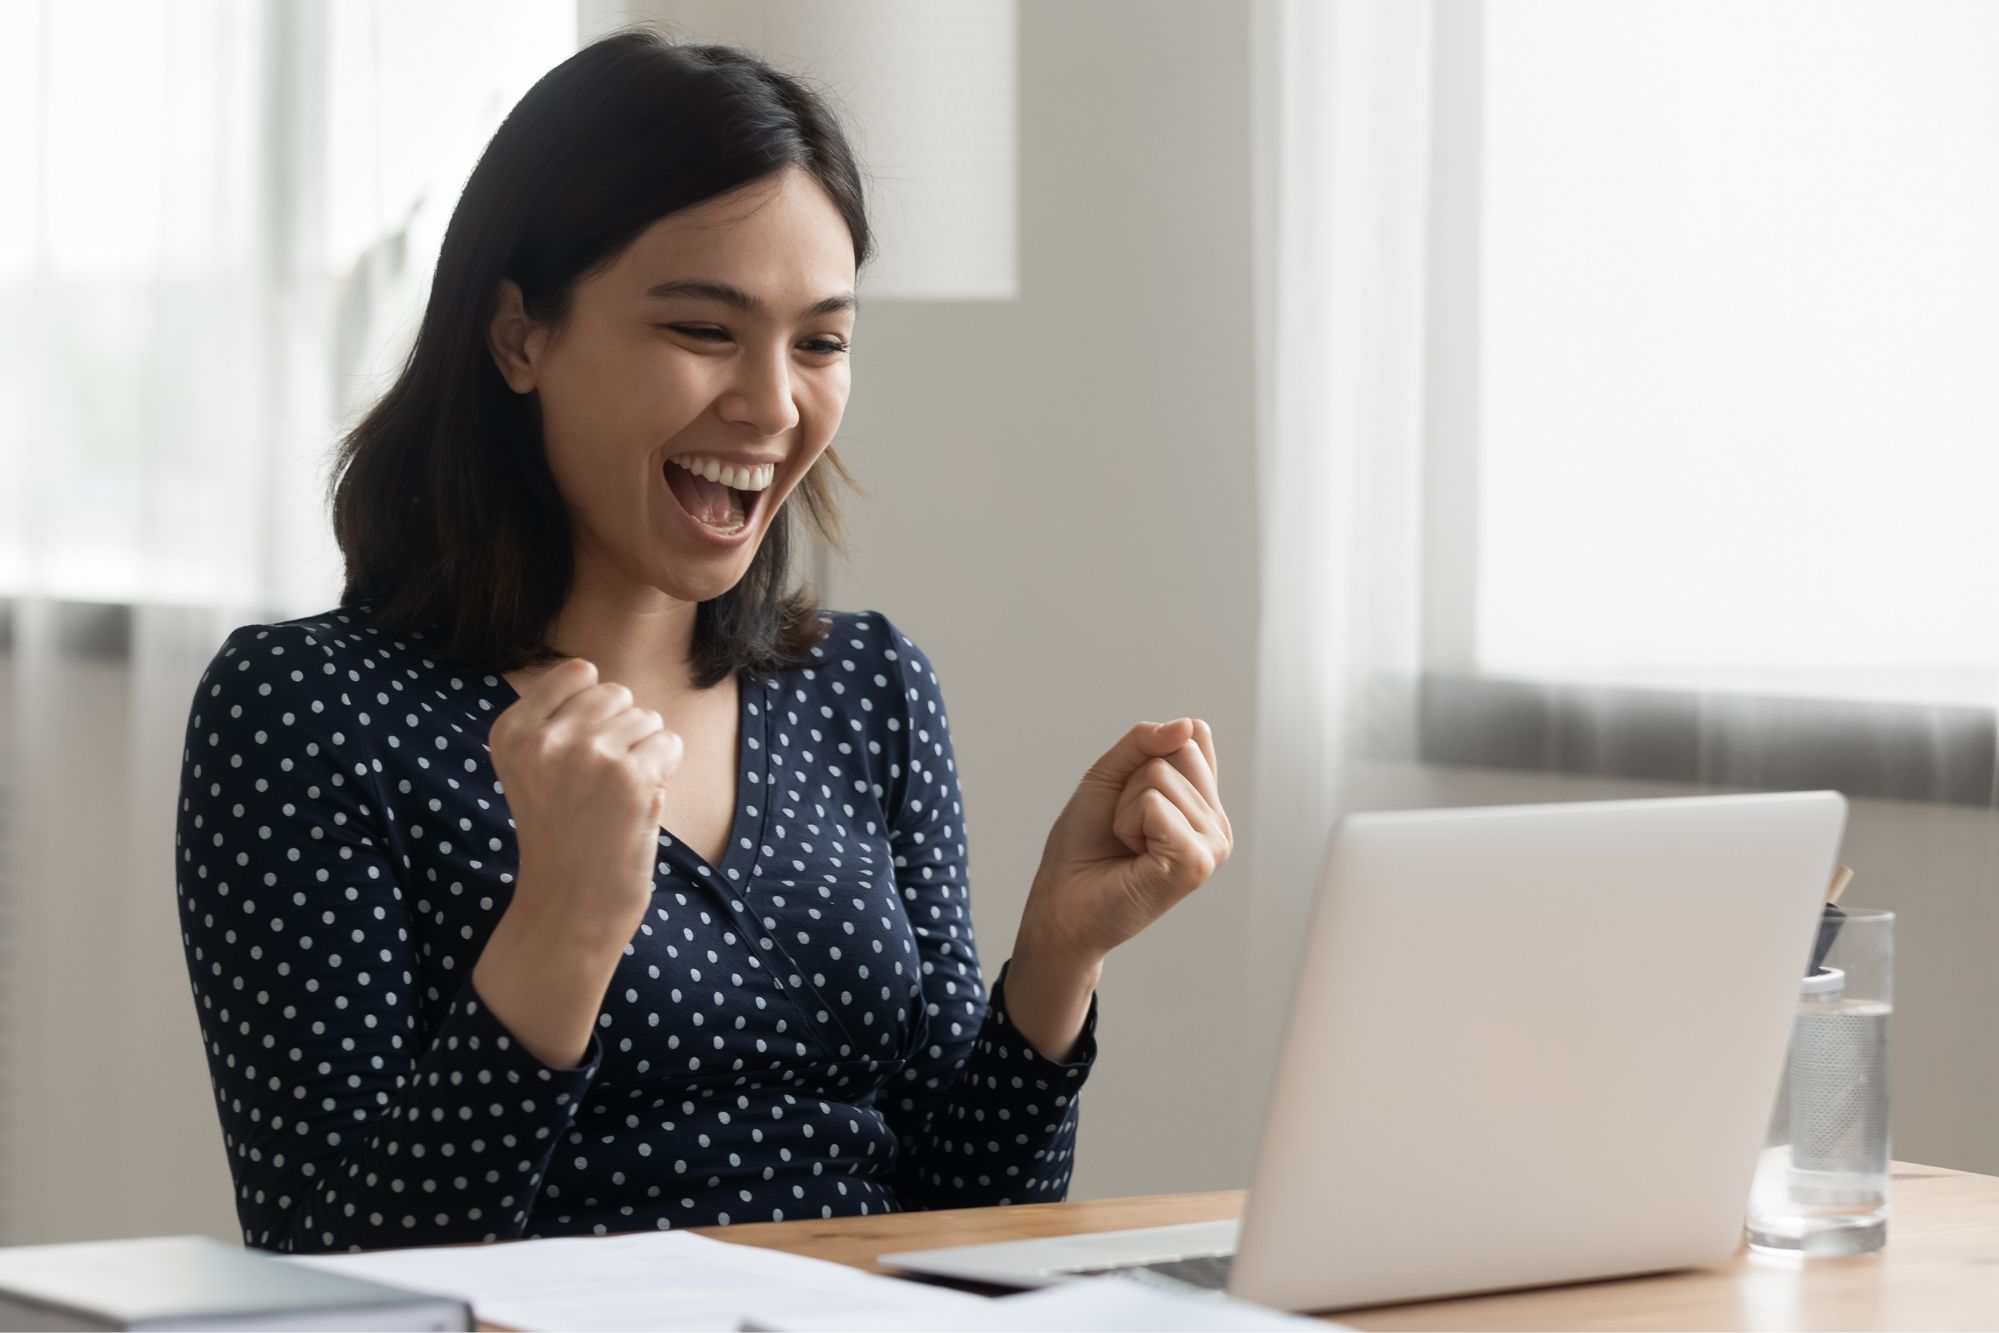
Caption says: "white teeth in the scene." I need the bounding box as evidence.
[669,456,775,491]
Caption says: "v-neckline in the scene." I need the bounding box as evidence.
[488,667,771,886]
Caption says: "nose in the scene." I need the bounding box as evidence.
[720,342,802,438]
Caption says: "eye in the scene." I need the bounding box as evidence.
[659,324,731,345]
[659,325,850,356]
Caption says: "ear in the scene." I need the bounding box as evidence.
[487,277,546,394]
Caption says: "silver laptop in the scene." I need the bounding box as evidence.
[879,792,1847,1312]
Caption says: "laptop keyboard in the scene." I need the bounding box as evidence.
[1060,1251,1237,1291]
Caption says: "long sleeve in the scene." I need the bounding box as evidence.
[874,616,1099,1209]
[174,624,606,1253]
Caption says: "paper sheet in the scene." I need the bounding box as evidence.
[743,1272,1352,1331]
[280,1231,989,1332]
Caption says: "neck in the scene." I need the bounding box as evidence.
[539,557,708,697]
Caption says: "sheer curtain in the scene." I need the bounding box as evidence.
[0,1,574,1244]
[1245,0,1436,1094]
[1247,0,1999,1174]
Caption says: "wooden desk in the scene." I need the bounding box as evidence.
[660,1160,1999,1331]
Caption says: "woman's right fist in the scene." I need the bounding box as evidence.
[487,658,685,947]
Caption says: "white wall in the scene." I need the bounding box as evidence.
[2,652,244,1245]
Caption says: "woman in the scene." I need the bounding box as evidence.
[174,29,1230,1255]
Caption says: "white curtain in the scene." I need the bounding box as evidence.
[1244,0,1437,1094]
[0,0,575,1244]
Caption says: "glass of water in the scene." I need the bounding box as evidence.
[1746,906,1893,1255]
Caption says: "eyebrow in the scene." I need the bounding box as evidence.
[642,279,859,321]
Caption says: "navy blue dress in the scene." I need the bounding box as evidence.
[173,604,1098,1254]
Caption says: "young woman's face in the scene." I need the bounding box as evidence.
[490,165,857,602]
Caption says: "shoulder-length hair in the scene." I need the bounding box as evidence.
[328,27,873,689]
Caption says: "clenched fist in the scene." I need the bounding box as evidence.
[487,658,686,949]
[1022,717,1232,962]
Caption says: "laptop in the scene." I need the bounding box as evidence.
[879,791,1847,1312]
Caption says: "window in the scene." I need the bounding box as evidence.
[0,1,574,610]
[1420,0,1999,801]
[1460,0,1999,708]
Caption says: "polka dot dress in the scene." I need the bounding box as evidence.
[174,605,1097,1254]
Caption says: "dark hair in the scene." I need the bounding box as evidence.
[327,26,873,689]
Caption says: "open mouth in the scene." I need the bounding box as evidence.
[661,459,764,537]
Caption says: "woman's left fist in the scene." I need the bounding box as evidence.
[1022,717,1233,962]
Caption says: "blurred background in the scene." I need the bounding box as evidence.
[3,0,1997,1246]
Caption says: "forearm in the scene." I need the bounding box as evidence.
[472,892,630,1069]
[1003,920,1104,1065]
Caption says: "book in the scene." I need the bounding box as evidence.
[0,1233,471,1331]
